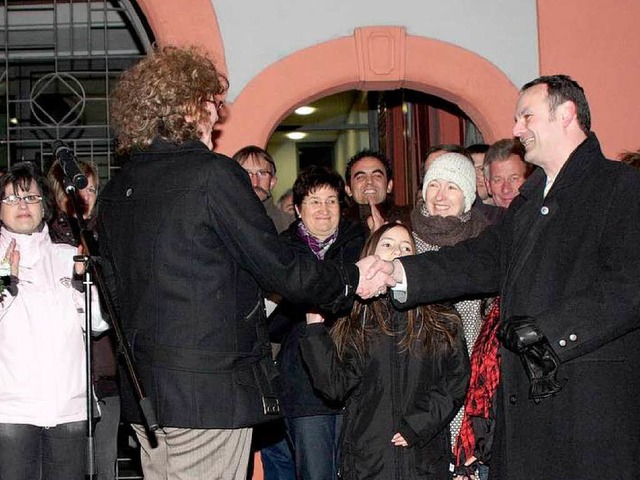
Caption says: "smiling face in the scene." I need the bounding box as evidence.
[296,185,341,241]
[1,182,44,234]
[346,156,392,205]
[486,155,527,208]
[424,179,465,218]
[513,84,564,172]
[374,225,415,261]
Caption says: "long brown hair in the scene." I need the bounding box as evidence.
[331,222,461,361]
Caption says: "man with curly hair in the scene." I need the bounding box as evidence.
[100,46,392,480]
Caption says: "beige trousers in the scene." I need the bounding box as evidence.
[131,423,253,480]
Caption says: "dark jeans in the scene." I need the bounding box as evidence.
[261,437,296,480]
[0,421,86,480]
[253,419,296,480]
[94,395,121,480]
[286,414,342,480]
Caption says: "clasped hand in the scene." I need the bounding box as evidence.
[355,255,399,299]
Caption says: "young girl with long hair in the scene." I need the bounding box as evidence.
[300,222,470,479]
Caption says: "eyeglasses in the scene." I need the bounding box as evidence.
[245,170,273,179]
[1,194,43,205]
[302,198,340,208]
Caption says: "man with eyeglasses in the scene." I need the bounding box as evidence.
[233,145,297,480]
[233,146,294,233]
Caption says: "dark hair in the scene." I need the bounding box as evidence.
[233,145,277,175]
[483,138,528,178]
[331,222,461,360]
[111,46,228,153]
[619,149,640,169]
[292,165,345,208]
[47,158,99,215]
[426,143,466,159]
[521,75,591,135]
[345,149,393,185]
[465,143,489,156]
[0,161,54,223]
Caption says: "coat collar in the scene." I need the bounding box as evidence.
[132,138,209,157]
[518,132,605,200]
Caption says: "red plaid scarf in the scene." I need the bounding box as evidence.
[454,299,502,465]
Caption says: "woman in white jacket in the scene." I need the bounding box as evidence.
[0,161,108,480]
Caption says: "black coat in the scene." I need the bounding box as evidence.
[299,308,470,479]
[98,139,359,429]
[270,219,366,418]
[396,134,640,479]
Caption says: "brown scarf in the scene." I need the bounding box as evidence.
[410,198,490,248]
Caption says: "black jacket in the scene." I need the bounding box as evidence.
[300,307,470,479]
[270,219,366,418]
[98,139,359,429]
[396,134,640,479]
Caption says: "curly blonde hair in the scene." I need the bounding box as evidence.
[111,46,228,153]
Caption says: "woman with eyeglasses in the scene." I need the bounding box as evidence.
[269,165,367,480]
[0,161,108,480]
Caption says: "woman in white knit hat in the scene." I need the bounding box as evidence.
[410,152,493,476]
[411,151,492,348]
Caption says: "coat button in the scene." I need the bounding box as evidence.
[509,394,517,405]
[126,188,133,197]
[558,339,567,347]
[569,334,577,341]
[541,206,549,215]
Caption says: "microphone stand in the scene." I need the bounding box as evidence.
[62,178,159,478]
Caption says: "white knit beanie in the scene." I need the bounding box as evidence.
[422,152,476,213]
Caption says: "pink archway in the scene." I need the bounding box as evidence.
[217,26,519,155]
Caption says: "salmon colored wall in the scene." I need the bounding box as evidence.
[216,27,519,156]
[135,0,228,73]
[537,0,640,158]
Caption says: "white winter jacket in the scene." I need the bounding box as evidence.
[0,224,108,427]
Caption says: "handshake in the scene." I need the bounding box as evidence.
[354,255,403,299]
[499,316,563,400]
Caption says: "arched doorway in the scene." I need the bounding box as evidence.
[217,26,518,156]
[217,26,518,204]
[266,88,482,206]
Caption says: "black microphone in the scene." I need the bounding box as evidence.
[52,140,88,190]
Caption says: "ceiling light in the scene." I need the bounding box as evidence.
[286,132,307,140]
[294,106,316,116]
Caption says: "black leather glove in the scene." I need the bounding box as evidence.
[520,340,562,399]
[498,316,544,354]
[499,316,563,399]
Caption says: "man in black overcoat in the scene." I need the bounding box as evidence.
[99,47,390,480]
[367,75,640,479]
